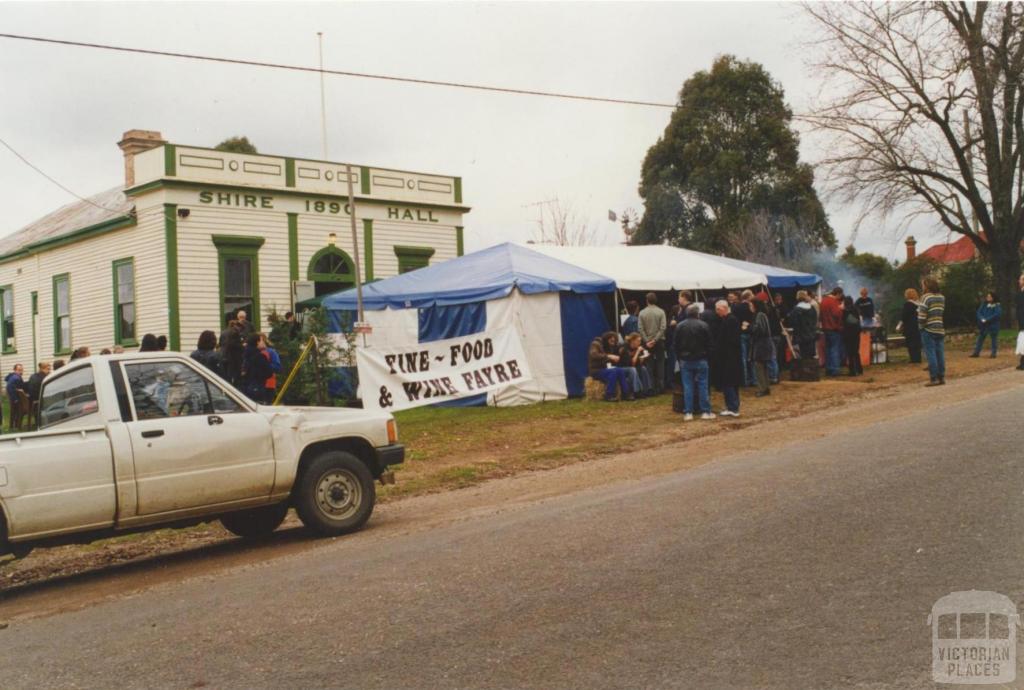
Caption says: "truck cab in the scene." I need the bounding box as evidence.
[0,352,403,557]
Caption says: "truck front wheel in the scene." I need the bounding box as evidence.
[293,451,376,536]
[220,502,289,539]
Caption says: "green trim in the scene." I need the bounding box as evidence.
[52,273,71,356]
[164,144,177,176]
[287,213,299,283]
[0,285,15,354]
[112,258,138,347]
[123,179,472,213]
[393,245,436,259]
[307,245,356,284]
[394,245,435,274]
[455,226,464,257]
[0,215,136,266]
[360,166,371,194]
[285,158,296,188]
[214,236,263,329]
[454,177,462,204]
[362,219,374,281]
[164,204,181,352]
[30,291,37,369]
[156,142,458,181]
[211,234,266,249]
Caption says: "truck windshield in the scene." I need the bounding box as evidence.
[39,366,99,429]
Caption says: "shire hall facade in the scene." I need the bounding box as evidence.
[0,130,468,368]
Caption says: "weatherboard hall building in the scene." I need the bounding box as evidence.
[0,130,468,367]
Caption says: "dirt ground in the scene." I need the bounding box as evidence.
[0,333,1017,614]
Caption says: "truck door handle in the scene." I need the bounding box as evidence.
[141,430,164,438]
[208,415,224,426]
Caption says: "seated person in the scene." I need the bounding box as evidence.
[588,332,633,402]
[619,332,653,397]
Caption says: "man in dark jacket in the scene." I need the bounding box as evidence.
[788,291,819,359]
[673,304,714,420]
[714,300,742,416]
[25,362,49,403]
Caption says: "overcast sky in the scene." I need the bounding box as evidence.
[0,1,954,261]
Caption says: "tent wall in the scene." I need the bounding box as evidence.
[329,288,606,407]
[558,292,609,397]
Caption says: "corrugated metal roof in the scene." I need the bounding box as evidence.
[0,187,133,257]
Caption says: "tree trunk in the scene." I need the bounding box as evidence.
[990,248,1021,330]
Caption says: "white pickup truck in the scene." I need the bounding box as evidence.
[0,352,404,559]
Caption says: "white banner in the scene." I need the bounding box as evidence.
[356,326,533,412]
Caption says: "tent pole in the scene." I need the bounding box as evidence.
[614,288,619,334]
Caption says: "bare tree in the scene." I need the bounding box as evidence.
[803,2,1024,323]
[530,197,598,246]
[723,210,785,265]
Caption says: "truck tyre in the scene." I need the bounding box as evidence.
[220,502,289,539]
[293,450,376,536]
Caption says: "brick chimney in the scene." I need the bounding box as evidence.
[905,236,917,262]
[117,130,166,188]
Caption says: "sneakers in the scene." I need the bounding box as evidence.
[720,410,740,417]
[683,413,694,421]
[700,412,716,420]
[969,353,980,358]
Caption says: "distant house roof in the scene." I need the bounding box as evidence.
[917,235,978,264]
[0,187,133,258]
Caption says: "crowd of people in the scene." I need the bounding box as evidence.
[1,308,306,430]
[589,274,1024,420]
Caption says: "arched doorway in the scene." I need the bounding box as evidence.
[308,246,355,297]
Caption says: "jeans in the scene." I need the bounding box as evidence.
[592,368,632,399]
[647,340,666,394]
[722,384,740,413]
[923,331,946,380]
[680,359,711,414]
[824,331,843,375]
[973,330,998,356]
[767,338,781,382]
[623,366,652,395]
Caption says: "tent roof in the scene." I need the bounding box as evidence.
[700,254,821,288]
[322,242,615,311]
[525,244,767,291]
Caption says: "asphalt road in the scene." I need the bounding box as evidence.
[2,384,1023,689]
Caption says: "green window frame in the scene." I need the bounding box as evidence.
[307,245,356,298]
[212,235,264,329]
[112,258,137,346]
[52,273,71,355]
[394,245,435,274]
[0,285,15,354]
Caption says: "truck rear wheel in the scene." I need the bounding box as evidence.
[220,502,289,539]
[293,450,375,536]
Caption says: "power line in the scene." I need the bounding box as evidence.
[0,33,677,110]
[0,136,127,214]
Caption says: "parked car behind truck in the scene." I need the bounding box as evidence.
[0,352,403,559]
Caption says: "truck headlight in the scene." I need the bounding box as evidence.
[387,419,398,444]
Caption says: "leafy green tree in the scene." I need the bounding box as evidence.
[215,136,259,154]
[635,55,835,256]
[840,246,893,282]
[267,307,351,405]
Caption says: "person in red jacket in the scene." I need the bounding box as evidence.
[819,287,845,376]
